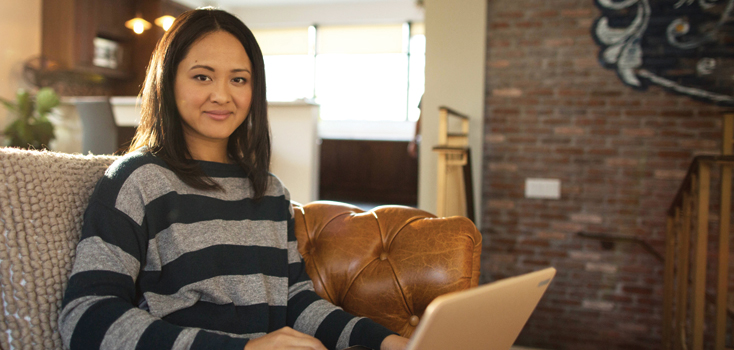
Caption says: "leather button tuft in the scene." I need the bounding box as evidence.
[379,252,388,260]
[409,315,419,326]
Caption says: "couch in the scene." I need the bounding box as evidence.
[0,148,481,349]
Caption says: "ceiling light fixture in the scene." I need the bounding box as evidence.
[155,15,176,31]
[125,15,152,34]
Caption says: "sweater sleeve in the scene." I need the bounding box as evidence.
[58,197,248,350]
[283,202,396,350]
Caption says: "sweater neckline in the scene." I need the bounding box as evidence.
[196,160,248,178]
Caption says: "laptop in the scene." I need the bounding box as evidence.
[348,267,556,350]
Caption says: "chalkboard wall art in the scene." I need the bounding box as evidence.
[592,0,734,106]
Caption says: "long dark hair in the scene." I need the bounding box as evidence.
[128,8,270,199]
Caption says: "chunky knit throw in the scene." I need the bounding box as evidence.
[0,148,116,350]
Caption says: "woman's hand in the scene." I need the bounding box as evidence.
[244,327,327,350]
[380,334,410,350]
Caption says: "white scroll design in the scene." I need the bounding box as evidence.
[594,0,651,86]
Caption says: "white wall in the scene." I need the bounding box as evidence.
[227,1,423,28]
[0,0,42,133]
[419,0,486,224]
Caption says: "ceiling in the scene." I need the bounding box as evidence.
[174,0,414,9]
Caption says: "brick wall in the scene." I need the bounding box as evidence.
[482,0,731,349]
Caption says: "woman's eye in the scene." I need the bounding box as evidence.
[232,77,248,84]
[194,75,210,82]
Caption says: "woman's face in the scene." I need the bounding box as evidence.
[174,30,253,155]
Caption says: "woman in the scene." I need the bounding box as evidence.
[59,8,408,350]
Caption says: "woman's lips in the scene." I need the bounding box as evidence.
[205,111,231,121]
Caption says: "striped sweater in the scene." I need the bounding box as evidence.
[59,150,394,350]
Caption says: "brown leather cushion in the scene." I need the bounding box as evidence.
[293,201,482,337]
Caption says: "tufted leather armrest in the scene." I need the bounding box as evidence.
[292,201,482,337]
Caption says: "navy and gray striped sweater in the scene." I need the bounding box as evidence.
[59,150,394,350]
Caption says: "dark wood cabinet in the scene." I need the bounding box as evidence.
[42,0,134,80]
[319,139,419,206]
[96,0,135,40]
[41,0,190,96]
[111,0,191,96]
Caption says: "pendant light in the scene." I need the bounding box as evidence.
[125,13,152,35]
[155,15,176,31]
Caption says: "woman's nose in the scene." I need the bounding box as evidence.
[209,81,231,104]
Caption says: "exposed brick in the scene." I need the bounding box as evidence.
[572,58,597,69]
[551,222,585,232]
[609,99,642,107]
[588,148,618,156]
[482,0,729,348]
[492,88,523,97]
[523,258,551,266]
[489,253,516,263]
[661,110,694,118]
[577,18,594,27]
[679,139,717,149]
[617,323,649,333]
[519,39,542,47]
[653,169,686,180]
[590,90,623,97]
[489,39,512,48]
[622,286,654,295]
[493,108,521,115]
[576,118,607,126]
[562,28,594,37]
[582,300,615,311]
[556,147,584,155]
[496,10,525,19]
[536,231,568,240]
[516,21,543,28]
[486,134,506,143]
[658,151,691,159]
[571,213,603,224]
[526,88,554,96]
[626,110,659,117]
[554,127,585,135]
[569,251,601,261]
[531,10,559,18]
[518,238,551,247]
[622,128,656,137]
[591,128,621,136]
[488,200,515,209]
[660,129,695,138]
[585,262,618,274]
[605,158,639,167]
[489,22,511,30]
[561,9,593,18]
[489,162,518,172]
[545,38,574,47]
[542,118,567,126]
[488,60,512,68]
[558,88,587,96]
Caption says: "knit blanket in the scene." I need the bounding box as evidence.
[0,148,116,350]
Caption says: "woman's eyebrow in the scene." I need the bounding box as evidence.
[190,64,214,71]
[189,65,250,74]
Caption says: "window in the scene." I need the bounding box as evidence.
[253,23,425,123]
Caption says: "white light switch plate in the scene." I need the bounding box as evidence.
[525,178,561,199]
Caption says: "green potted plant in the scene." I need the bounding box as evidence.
[1,87,59,149]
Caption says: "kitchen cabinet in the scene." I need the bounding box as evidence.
[42,0,135,79]
[41,0,190,95]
